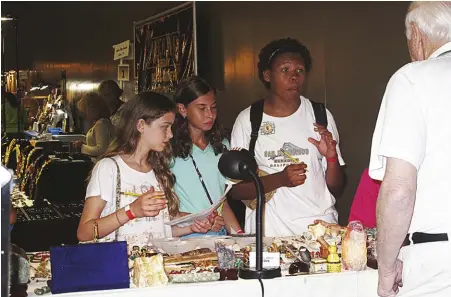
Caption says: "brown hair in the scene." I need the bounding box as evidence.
[98,80,123,98]
[77,92,111,120]
[172,76,227,159]
[101,91,179,217]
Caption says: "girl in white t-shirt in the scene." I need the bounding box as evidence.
[77,92,215,247]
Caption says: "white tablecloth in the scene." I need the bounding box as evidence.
[28,269,379,297]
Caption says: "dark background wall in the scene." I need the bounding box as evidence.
[2,1,411,225]
[1,1,184,68]
[199,1,411,225]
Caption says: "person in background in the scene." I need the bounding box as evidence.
[76,92,114,160]
[77,92,217,246]
[348,168,380,228]
[10,203,17,231]
[171,76,242,237]
[3,91,28,133]
[98,80,124,126]
[229,38,345,237]
[369,2,451,297]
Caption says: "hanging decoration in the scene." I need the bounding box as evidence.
[134,2,197,94]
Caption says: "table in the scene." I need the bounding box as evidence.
[27,269,379,297]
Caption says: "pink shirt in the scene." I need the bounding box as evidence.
[348,168,381,228]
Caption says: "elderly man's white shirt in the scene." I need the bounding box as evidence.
[369,42,451,234]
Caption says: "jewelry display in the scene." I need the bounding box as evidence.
[134,3,196,94]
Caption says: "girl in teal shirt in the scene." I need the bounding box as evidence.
[171,76,242,237]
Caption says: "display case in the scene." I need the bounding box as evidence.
[133,2,197,95]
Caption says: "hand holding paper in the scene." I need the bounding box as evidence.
[165,184,233,227]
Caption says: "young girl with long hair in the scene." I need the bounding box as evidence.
[77,91,214,246]
[171,76,242,236]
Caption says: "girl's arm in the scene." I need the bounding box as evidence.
[77,196,130,241]
[220,200,242,233]
[78,190,169,241]
[171,219,212,237]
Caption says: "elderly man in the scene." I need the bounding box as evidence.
[369,1,451,297]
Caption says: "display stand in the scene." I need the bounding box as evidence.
[133,2,197,95]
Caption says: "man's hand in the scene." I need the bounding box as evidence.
[378,259,403,297]
[308,123,337,158]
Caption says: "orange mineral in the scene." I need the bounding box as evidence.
[342,221,367,271]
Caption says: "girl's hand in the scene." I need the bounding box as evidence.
[190,219,212,234]
[207,210,218,224]
[129,187,167,218]
[211,215,225,232]
[207,210,226,232]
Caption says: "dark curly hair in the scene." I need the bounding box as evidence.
[257,38,313,89]
[171,76,227,159]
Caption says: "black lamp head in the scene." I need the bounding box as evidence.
[218,149,258,181]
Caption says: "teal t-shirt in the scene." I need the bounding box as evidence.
[171,139,230,237]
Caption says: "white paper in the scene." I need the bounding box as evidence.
[249,252,281,268]
[165,184,233,227]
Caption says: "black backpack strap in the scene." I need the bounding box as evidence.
[311,101,328,127]
[249,99,265,156]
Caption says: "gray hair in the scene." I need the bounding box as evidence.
[405,1,451,43]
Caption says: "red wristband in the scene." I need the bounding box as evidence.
[124,205,135,220]
[326,156,338,163]
[236,229,244,234]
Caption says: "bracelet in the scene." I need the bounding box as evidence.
[326,156,338,163]
[93,221,99,241]
[236,229,244,234]
[115,211,123,226]
[125,205,135,220]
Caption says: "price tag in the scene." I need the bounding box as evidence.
[249,252,280,268]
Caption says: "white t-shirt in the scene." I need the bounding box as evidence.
[369,42,451,235]
[86,155,172,246]
[230,96,345,237]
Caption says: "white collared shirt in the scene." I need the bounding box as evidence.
[369,42,451,234]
